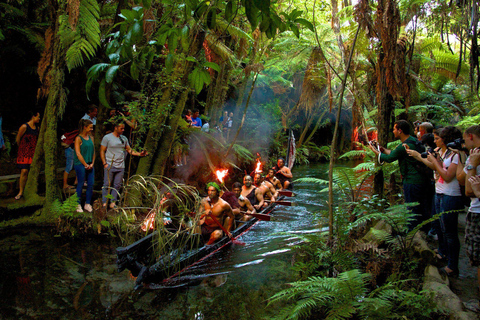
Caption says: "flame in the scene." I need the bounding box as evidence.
[255,160,262,173]
[216,169,228,183]
[141,209,156,231]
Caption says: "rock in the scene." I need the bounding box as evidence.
[362,220,391,244]
[423,281,464,315]
[411,232,435,263]
[425,265,449,286]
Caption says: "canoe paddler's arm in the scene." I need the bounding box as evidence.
[225,205,234,233]
[255,189,264,210]
[244,198,256,214]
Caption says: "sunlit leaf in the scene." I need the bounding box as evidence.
[204,61,220,72]
[99,78,110,107]
[105,65,120,83]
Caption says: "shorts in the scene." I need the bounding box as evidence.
[17,163,30,170]
[65,147,74,173]
[465,211,480,266]
[201,224,219,243]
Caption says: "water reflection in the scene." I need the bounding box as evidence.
[0,163,330,319]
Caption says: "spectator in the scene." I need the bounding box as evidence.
[368,120,431,230]
[60,128,79,190]
[456,125,480,288]
[201,117,210,132]
[418,121,434,138]
[100,121,148,208]
[81,105,98,126]
[15,111,41,200]
[226,112,234,140]
[219,111,228,128]
[407,126,464,277]
[191,109,202,128]
[73,119,95,213]
[185,109,193,124]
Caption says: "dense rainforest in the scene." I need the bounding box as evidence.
[1,0,480,318]
[1,0,478,209]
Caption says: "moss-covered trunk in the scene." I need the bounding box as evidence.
[135,87,176,176]
[151,90,190,176]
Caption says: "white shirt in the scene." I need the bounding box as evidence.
[436,151,461,196]
[465,156,480,213]
[81,113,97,126]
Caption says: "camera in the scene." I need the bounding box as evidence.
[446,138,465,150]
[421,147,437,158]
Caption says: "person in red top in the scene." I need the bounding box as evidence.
[15,111,41,200]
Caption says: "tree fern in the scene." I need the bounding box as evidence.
[62,0,101,71]
[269,270,370,320]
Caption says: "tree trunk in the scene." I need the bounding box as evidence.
[136,31,205,176]
[135,86,176,176]
[151,90,190,176]
[296,115,315,149]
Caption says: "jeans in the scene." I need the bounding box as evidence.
[435,193,463,272]
[74,164,94,205]
[403,182,431,231]
[65,147,74,173]
[102,165,124,203]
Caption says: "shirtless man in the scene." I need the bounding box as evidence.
[199,182,235,245]
[273,158,293,189]
[241,175,264,211]
[254,173,276,205]
[266,168,283,192]
[232,182,256,219]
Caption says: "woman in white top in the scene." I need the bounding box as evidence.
[410,126,464,277]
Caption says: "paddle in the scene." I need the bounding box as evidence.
[205,211,245,246]
[241,211,271,221]
[278,190,295,197]
[265,200,295,206]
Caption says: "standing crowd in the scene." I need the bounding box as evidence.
[369,120,480,295]
[12,105,148,213]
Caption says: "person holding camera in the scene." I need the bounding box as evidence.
[368,120,432,230]
[455,125,480,288]
[407,126,464,277]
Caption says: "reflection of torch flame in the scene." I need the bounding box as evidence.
[215,169,228,183]
[141,209,156,231]
[255,160,262,173]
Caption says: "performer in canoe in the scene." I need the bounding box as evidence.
[232,182,256,218]
[241,175,264,211]
[253,173,276,204]
[272,158,293,189]
[199,182,235,245]
[266,168,283,192]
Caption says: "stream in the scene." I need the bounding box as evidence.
[0,163,329,319]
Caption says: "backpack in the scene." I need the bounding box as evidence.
[61,129,79,146]
[411,139,434,181]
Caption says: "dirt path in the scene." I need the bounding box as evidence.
[430,212,480,314]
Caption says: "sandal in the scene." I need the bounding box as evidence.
[15,194,23,200]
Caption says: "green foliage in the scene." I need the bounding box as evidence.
[296,166,374,203]
[51,194,94,237]
[51,193,82,219]
[60,0,101,71]
[268,269,370,320]
[456,114,480,130]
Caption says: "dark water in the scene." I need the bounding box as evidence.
[0,163,329,319]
